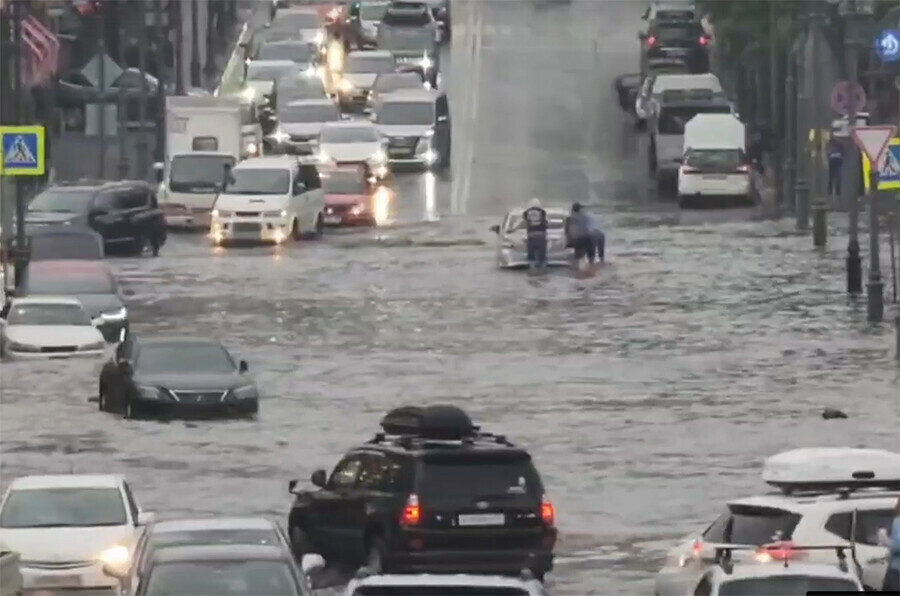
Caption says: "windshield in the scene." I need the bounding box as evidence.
[506,215,565,232]
[259,43,312,62]
[656,9,694,21]
[655,23,702,42]
[135,343,236,375]
[278,104,339,123]
[320,126,380,143]
[360,2,389,20]
[376,101,433,125]
[718,576,860,596]
[226,168,290,194]
[346,55,395,74]
[0,488,127,528]
[247,64,296,82]
[142,560,298,596]
[280,78,327,101]
[374,73,423,93]
[658,106,731,135]
[323,171,366,194]
[152,529,281,549]
[23,271,115,295]
[415,454,543,501]
[273,11,320,29]
[685,149,744,170]
[382,6,432,27]
[7,302,91,326]
[28,189,95,214]
[354,588,529,596]
[170,155,236,191]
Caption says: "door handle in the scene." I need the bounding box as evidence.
[866,556,887,565]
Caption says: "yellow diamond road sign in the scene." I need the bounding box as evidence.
[0,125,46,176]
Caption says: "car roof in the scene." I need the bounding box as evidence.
[284,98,335,108]
[262,39,311,47]
[377,89,438,104]
[150,543,288,563]
[43,180,151,191]
[249,59,296,68]
[134,336,226,348]
[322,120,378,129]
[233,156,298,170]
[10,474,123,490]
[348,49,394,59]
[151,517,278,534]
[9,295,85,306]
[727,491,899,512]
[25,259,110,276]
[355,574,537,588]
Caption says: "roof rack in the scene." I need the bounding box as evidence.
[368,405,515,449]
[763,448,900,497]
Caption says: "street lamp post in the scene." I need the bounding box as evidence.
[172,0,185,95]
[153,0,165,164]
[809,2,828,247]
[136,0,150,180]
[190,0,200,88]
[794,12,810,230]
[867,171,884,322]
[11,0,26,288]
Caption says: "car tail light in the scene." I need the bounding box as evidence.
[736,164,750,173]
[646,35,657,48]
[699,35,709,46]
[400,494,420,526]
[540,495,555,526]
[755,540,807,563]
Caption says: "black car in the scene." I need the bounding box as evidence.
[25,181,167,256]
[98,336,260,419]
[118,544,312,596]
[643,21,710,73]
[286,405,557,579]
[10,259,129,343]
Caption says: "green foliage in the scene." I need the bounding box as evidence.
[697,0,795,60]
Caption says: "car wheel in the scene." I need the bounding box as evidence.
[365,535,388,573]
[313,214,324,238]
[291,526,312,559]
[124,399,139,420]
[291,218,301,241]
[243,400,259,417]
[134,235,154,257]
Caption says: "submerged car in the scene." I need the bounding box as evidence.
[0,296,106,359]
[490,207,571,269]
[98,336,260,419]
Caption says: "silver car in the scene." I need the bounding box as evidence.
[490,207,571,269]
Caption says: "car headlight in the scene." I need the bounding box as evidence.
[98,545,130,567]
[212,209,233,218]
[264,209,287,218]
[350,204,365,215]
[338,79,353,92]
[136,385,161,400]
[232,384,258,399]
[419,54,434,70]
[80,341,106,351]
[7,341,39,352]
[370,149,387,164]
[240,87,256,102]
[101,307,127,321]
[317,151,331,164]
[422,129,435,138]
[270,129,290,144]
[245,141,258,155]
[314,30,325,45]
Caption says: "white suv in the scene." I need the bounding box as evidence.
[655,447,899,594]
[344,570,546,595]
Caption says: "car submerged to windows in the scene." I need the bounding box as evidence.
[490,207,571,269]
[0,296,106,360]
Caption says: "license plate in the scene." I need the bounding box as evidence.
[457,513,505,527]
[36,574,83,587]
[703,175,727,180]
[389,147,409,156]
[324,215,342,224]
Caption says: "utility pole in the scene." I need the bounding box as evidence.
[136,0,149,180]
[190,0,201,88]
[97,4,107,179]
[12,0,26,288]
[172,0,185,95]
[154,0,165,164]
[117,84,129,179]
[867,170,884,322]
[205,0,218,86]
[769,1,783,208]
[795,13,810,231]
[783,33,797,212]
[810,3,827,247]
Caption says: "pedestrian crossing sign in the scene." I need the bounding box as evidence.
[0,125,46,176]
[862,137,900,191]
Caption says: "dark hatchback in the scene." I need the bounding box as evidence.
[98,336,260,419]
[25,181,167,256]
[12,259,129,342]
[643,21,710,73]
[287,406,557,579]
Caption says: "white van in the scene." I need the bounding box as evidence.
[636,72,723,126]
[210,156,325,246]
[677,113,750,207]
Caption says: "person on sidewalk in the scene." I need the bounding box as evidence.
[826,135,843,198]
[877,498,900,593]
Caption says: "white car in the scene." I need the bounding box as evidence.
[0,474,154,594]
[270,98,342,155]
[0,296,106,360]
[210,155,326,245]
[317,121,388,178]
[667,544,864,596]
[271,7,326,46]
[345,570,547,596]
[655,448,899,594]
[490,207,571,269]
[336,50,397,109]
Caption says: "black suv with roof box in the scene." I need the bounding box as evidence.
[286,405,557,579]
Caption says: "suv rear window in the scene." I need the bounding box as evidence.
[353,587,529,595]
[703,505,801,545]
[415,452,543,501]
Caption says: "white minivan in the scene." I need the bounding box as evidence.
[677,113,751,207]
[210,156,325,245]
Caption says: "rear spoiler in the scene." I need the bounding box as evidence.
[695,540,859,574]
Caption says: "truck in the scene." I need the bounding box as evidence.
[376,0,440,87]
[0,548,23,596]
[156,96,247,230]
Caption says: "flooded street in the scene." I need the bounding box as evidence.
[1,1,898,594]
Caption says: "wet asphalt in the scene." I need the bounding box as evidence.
[1,1,899,594]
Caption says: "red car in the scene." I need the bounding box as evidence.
[321,165,380,227]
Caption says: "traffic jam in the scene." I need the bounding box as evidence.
[1,0,899,595]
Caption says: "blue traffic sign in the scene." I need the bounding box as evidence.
[881,143,900,187]
[0,125,46,176]
[874,29,900,63]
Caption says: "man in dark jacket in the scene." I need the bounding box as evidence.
[567,202,594,267]
[522,198,548,269]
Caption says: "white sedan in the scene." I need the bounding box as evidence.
[490,207,572,269]
[0,296,106,359]
[0,474,154,594]
[317,121,389,179]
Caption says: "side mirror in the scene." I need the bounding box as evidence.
[102,562,128,580]
[294,183,307,195]
[437,115,448,123]
[288,479,298,493]
[239,359,249,373]
[489,224,500,234]
[136,511,155,525]
[311,469,327,488]
[153,161,164,172]
[301,553,326,575]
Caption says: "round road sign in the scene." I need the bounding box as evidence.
[830,80,867,116]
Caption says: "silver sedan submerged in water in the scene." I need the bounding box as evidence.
[490,207,571,269]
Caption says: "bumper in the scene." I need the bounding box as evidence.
[134,396,258,415]
[323,209,376,227]
[678,176,750,197]
[338,90,371,110]
[498,248,571,269]
[211,218,291,245]
[21,563,118,593]
[164,211,212,229]
[5,348,106,361]
[387,148,439,166]
[387,549,553,575]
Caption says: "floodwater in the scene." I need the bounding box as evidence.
[1,1,898,594]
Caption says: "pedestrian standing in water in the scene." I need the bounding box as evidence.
[567,202,594,271]
[877,498,900,592]
[826,134,843,199]
[521,198,548,270]
[585,210,605,264]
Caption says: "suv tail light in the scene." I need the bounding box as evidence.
[540,494,555,527]
[699,35,709,46]
[736,164,750,173]
[755,540,808,563]
[646,35,657,48]
[400,493,421,526]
